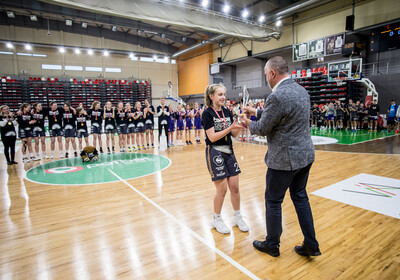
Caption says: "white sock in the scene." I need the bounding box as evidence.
[233,210,241,217]
[213,213,221,219]
[30,153,34,157]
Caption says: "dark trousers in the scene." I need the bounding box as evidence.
[3,136,16,162]
[158,123,169,145]
[265,163,319,248]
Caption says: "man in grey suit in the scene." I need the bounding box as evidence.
[241,56,320,257]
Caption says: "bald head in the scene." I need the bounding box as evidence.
[265,56,289,75]
[264,56,290,89]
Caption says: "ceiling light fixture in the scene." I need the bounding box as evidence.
[242,9,249,19]
[201,0,208,8]
[112,25,117,32]
[258,15,265,23]
[223,4,230,13]
[25,44,32,51]
[82,22,87,28]
[276,19,282,27]
[137,30,142,35]
[6,42,14,49]
[30,15,38,21]
[103,50,109,56]
[75,48,81,55]
[65,19,72,26]
[182,36,187,42]
[87,49,93,55]
[161,33,166,38]
[59,47,65,53]
[153,55,157,60]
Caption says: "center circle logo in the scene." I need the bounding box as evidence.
[45,166,83,174]
[26,153,171,186]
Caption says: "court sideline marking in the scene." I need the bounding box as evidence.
[107,169,262,280]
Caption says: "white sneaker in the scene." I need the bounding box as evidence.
[49,153,54,159]
[43,153,49,159]
[59,152,65,158]
[33,156,40,161]
[232,215,249,232]
[211,217,231,234]
[22,157,30,163]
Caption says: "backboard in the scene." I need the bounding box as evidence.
[327,58,362,82]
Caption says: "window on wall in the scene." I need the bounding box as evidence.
[42,64,62,70]
[65,65,83,71]
[0,51,13,55]
[105,67,122,73]
[140,57,154,62]
[156,57,169,64]
[18,53,47,57]
[85,66,103,72]
[171,59,176,64]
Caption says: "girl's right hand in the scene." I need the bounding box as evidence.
[230,122,244,130]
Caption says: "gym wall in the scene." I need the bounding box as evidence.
[177,45,213,97]
[0,26,178,100]
[211,0,400,64]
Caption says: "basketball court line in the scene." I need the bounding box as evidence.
[242,138,400,156]
[107,169,263,280]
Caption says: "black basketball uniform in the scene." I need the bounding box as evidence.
[104,109,116,134]
[202,107,241,181]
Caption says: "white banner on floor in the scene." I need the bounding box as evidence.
[312,173,400,219]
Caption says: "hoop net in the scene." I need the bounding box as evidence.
[334,77,346,86]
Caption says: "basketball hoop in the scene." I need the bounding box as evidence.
[334,77,345,86]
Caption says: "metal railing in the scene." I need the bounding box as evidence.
[363,59,400,76]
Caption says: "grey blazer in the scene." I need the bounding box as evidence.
[249,78,315,171]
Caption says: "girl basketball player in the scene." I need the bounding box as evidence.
[115,101,127,152]
[368,100,380,132]
[335,100,346,130]
[258,100,265,110]
[348,100,358,131]
[47,101,65,158]
[62,102,78,158]
[184,104,193,145]
[134,101,146,150]
[311,103,320,129]
[175,104,184,146]
[144,99,155,148]
[87,101,103,153]
[17,103,36,162]
[202,84,249,234]
[168,104,175,146]
[125,103,137,152]
[104,101,116,153]
[31,103,48,159]
[193,103,203,144]
[76,107,89,151]
[326,102,336,130]
[0,105,18,165]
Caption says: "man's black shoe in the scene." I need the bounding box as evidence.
[253,240,280,257]
[294,243,321,256]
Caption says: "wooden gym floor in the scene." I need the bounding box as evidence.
[1,132,400,279]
